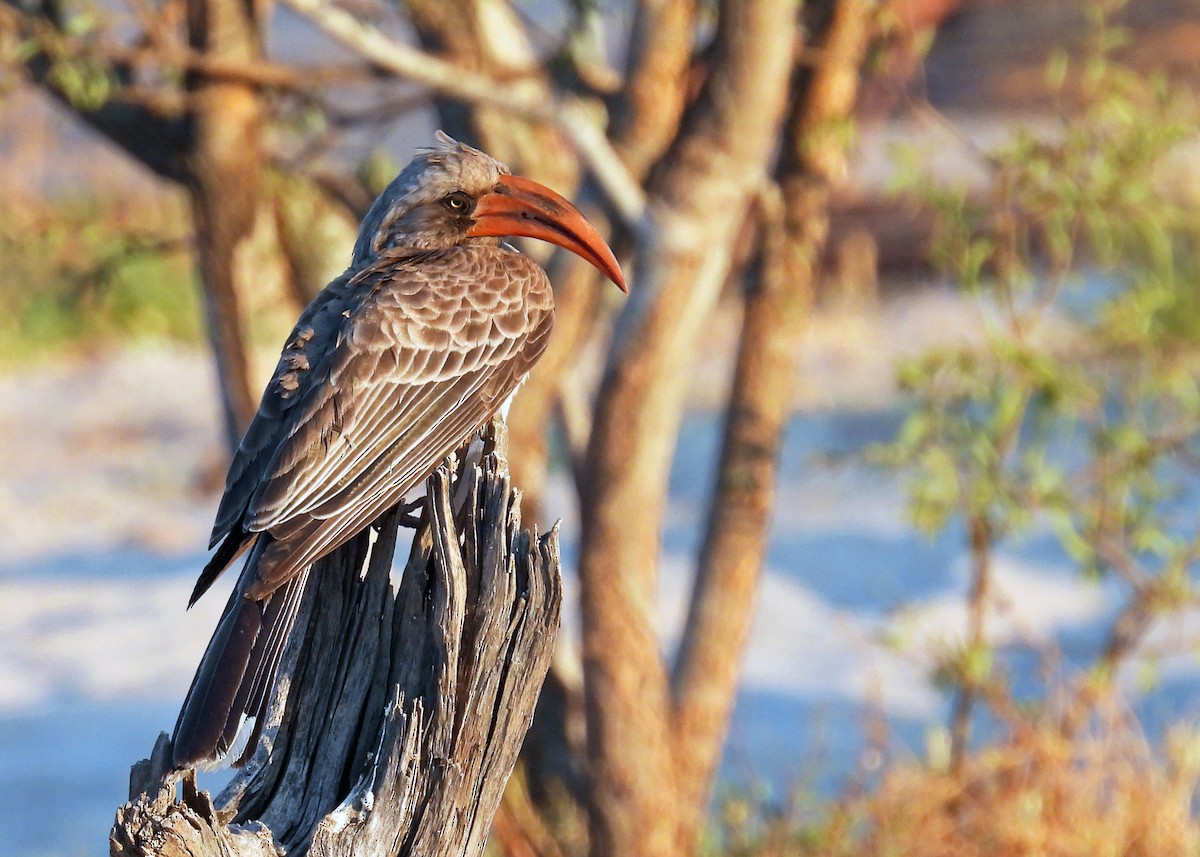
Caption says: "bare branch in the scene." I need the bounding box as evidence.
[2,2,192,181]
[667,0,873,834]
[116,43,379,92]
[278,0,647,228]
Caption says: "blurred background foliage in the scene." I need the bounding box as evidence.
[881,0,1200,764]
[802,6,1200,853]
[0,195,198,361]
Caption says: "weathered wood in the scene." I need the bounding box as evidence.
[112,444,562,856]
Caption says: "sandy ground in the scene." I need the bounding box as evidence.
[2,290,1199,856]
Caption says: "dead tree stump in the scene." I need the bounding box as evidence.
[111,444,563,856]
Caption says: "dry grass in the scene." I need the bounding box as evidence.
[859,720,1200,856]
[719,696,1200,857]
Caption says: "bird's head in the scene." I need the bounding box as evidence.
[352,132,626,291]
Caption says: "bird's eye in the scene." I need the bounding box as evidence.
[443,192,471,212]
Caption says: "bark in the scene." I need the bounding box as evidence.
[270,172,360,304]
[507,0,699,524]
[112,446,562,856]
[506,254,602,524]
[280,0,673,520]
[403,0,577,196]
[284,0,644,225]
[577,1,797,854]
[669,0,873,840]
[185,0,303,446]
[401,0,698,521]
[609,0,697,179]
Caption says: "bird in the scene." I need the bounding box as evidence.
[171,132,626,770]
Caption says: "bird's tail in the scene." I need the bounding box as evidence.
[171,539,310,770]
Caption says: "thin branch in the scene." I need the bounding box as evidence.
[115,43,381,92]
[2,2,193,181]
[278,0,647,228]
[322,91,432,128]
[1093,532,1152,590]
[950,510,994,774]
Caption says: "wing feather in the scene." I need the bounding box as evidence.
[245,324,545,599]
[206,245,553,601]
[209,276,355,547]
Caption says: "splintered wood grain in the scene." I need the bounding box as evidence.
[112,443,561,857]
[111,767,281,857]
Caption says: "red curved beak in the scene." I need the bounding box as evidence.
[467,174,627,292]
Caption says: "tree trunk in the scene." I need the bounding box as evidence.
[185,0,306,448]
[112,442,563,856]
[669,0,872,842]
[577,2,797,854]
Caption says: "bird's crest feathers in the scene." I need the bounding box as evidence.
[352,131,511,264]
[420,131,510,173]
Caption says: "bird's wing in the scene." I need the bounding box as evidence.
[207,272,356,548]
[209,247,553,599]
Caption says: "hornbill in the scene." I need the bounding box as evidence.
[171,133,626,769]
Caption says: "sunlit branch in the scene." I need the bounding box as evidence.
[278,0,648,229]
